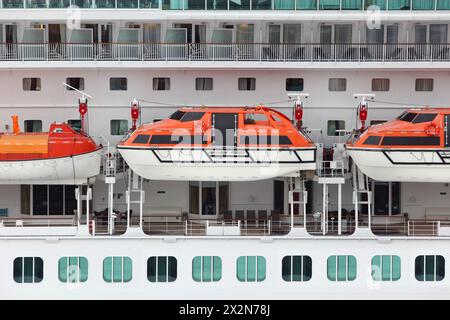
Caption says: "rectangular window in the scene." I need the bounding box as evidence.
[23,78,41,91]
[371,255,401,281]
[147,256,177,282]
[282,255,312,282]
[195,78,213,91]
[381,136,441,146]
[13,257,43,283]
[153,77,171,91]
[372,79,390,92]
[327,120,346,136]
[132,134,150,144]
[24,120,42,133]
[327,255,357,281]
[329,78,347,91]
[236,256,266,282]
[66,77,85,90]
[58,257,88,283]
[68,119,82,131]
[363,136,382,145]
[370,120,387,125]
[30,185,76,215]
[110,120,129,136]
[238,78,256,91]
[415,255,445,281]
[110,77,127,91]
[415,79,434,92]
[192,256,222,282]
[103,256,132,283]
[286,78,304,92]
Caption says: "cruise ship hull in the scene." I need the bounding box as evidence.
[347,148,450,182]
[118,147,316,181]
[0,148,103,185]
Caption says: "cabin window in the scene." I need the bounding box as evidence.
[371,255,401,281]
[153,77,170,91]
[132,134,150,144]
[13,257,43,283]
[192,256,222,282]
[412,113,438,124]
[110,120,129,136]
[327,120,345,136]
[68,119,82,131]
[415,255,445,281]
[236,256,266,282]
[110,77,127,91]
[147,256,177,282]
[24,120,42,133]
[180,112,205,122]
[103,257,132,283]
[327,255,357,281]
[23,78,41,91]
[286,78,304,91]
[363,136,381,145]
[372,182,401,216]
[370,120,387,125]
[415,79,434,92]
[65,77,85,90]
[398,112,417,122]
[372,78,390,92]
[238,78,256,91]
[381,136,440,146]
[328,78,347,92]
[58,257,88,283]
[282,255,312,282]
[196,78,213,91]
[26,185,77,216]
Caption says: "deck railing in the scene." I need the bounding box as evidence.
[2,43,450,62]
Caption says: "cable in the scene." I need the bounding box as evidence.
[372,99,449,108]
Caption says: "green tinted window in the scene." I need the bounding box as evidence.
[192,256,222,282]
[58,257,88,283]
[371,255,401,281]
[327,255,357,281]
[236,256,266,282]
[103,256,132,283]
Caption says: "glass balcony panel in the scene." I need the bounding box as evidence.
[95,0,116,7]
[72,0,92,7]
[437,0,450,9]
[48,0,70,7]
[297,0,316,9]
[26,0,48,7]
[118,0,138,7]
[3,0,25,8]
[207,0,227,8]
[185,0,205,8]
[412,0,435,9]
[274,0,294,9]
[319,0,340,10]
[230,0,250,10]
[140,0,159,7]
[163,0,186,8]
[365,0,386,9]
[342,0,362,9]
[252,0,271,9]
[388,0,410,10]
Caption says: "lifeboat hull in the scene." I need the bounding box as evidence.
[0,148,103,185]
[347,148,450,182]
[118,147,316,181]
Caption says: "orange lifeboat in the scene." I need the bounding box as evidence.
[0,117,102,184]
[117,106,316,181]
[346,108,450,182]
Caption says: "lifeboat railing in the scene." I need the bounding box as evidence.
[3,43,450,63]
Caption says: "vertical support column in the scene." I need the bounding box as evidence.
[108,182,114,235]
[322,184,327,235]
[139,176,144,230]
[303,181,307,229]
[86,186,91,226]
[290,177,294,229]
[76,185,82,227]
[338,183,342,235]
[126,169,131,228]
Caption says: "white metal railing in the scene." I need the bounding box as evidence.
[317,160,346,178]
[2,43,450,62]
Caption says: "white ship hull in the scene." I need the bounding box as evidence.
[347,148,450,182]
[118,147,316,181]
[0,148,103,185]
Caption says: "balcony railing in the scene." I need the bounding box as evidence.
[1,42,450,62]
[2,0,450,10]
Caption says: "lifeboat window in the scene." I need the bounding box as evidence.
[169,110,185,120]
[370,120,387,126]
[398,112,417,122]
[132,134,150,144]
[244,113,268,124]
[68,119,82,131]
[240,135,292,145]
[24,120,42,133]
[412,113,438,124]
[150,135,206,145]
[363,136,381,145]
[180,112,205,122]
[381,136,441,146]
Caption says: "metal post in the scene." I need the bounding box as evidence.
[108,182,114,235]
[139,177,144,230]
[338,183,342,235]
[290,178,294,228]
[126,169,131,228]
[76,185,81,227]
[86,186,91,226]
[303,181,307,229]
[322,184,327,235]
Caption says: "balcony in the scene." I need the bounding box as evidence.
[1,42,450,63]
